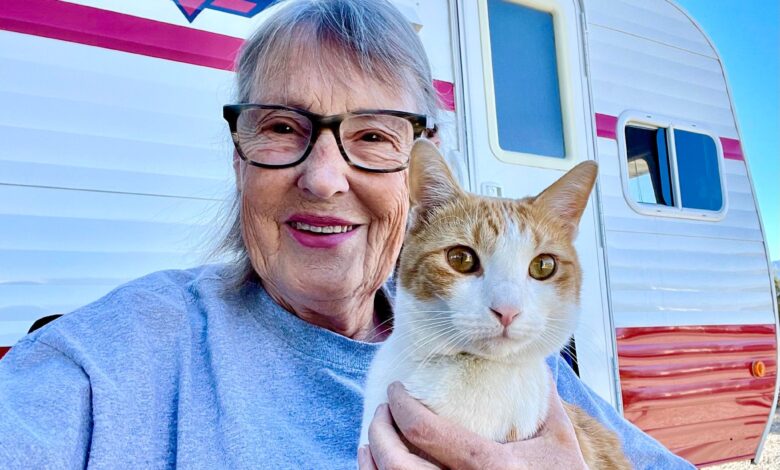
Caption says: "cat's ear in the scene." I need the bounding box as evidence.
[533,161,598,238]
[408,139,464,218]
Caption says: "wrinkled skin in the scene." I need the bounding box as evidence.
[234,58,412,340]
[234,46,586,470]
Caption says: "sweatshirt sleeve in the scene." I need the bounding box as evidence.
[550,355,695,470]
[0,337,92,468]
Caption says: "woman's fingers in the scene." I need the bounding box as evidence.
[357,446,378,470]
[378,378,585,470]
[367,403,410,466]
[367,402,438,469]
[386,382,501,470]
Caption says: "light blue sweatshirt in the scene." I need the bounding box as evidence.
[0,264,693,469]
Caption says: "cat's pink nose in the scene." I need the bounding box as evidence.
[491,306,519,327]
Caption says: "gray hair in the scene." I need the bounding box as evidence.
[215,0,441,286]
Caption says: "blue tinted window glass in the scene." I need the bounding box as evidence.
[488,0,565,157]
[625,126,674,206]
[675,130,723,211]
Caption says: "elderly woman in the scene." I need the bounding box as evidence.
[0,0,693,468]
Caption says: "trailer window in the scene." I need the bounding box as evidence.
[487,0,565,158]
[621,117,725,218]
[675,130,723,211]
[625,126,674,207]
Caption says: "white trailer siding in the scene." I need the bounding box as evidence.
[0,5,235,346]
[0,0,457,347]
[584,0,777,465]
[585,0,775,337]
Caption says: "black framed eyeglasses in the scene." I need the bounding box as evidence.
[223,104,435,173]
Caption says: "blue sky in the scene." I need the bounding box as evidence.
[675,0,779,261]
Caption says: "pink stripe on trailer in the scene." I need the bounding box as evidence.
[595,112,746,162]
[0,0,457,112]
[595,113,618,139]
[433,79,456,112]
[720,137,745,161]
[0,0,243,70]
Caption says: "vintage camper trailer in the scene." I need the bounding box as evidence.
[0,0,777,466]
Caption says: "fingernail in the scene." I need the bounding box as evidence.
[357,446,366,463]
[373,403,386,417]
[387,381,401,394]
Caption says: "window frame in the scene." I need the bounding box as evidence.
[617,110,729,221]
[478,0,579,170]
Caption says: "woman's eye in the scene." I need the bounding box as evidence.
[529,254,557,280]
[359,132,387,143]
[269,123,295,134]
[446,246,480,274]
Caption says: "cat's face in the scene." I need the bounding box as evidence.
[397,140,597,362]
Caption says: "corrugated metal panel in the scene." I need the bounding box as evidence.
[616,325,777,466]
[0,30,234,344]
[585,0,716,58]
[586,15,766,327]
[596,137,772,327]
[588,26,734,136]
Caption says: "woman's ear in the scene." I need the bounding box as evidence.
[233,150,244,192]
[428,131,442,148]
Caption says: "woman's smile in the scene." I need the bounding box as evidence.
[285,213,361,248]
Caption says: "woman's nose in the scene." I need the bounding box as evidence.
[296,130,350,198]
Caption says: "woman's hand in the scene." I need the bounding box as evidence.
[358,381,588,470]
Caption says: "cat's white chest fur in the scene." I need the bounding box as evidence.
[359,329,550,446]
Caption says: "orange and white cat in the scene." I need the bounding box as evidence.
[359,139,630,469]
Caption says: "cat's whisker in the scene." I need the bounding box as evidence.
[417,329,466,371]
[396,329,461,374]
[384,322,455,352]
[424,327,472,364]
[534,332,582,367]
[408,324,459,354]
[364,315,455,340]
[386,325,459,372]
[542,321,605,356]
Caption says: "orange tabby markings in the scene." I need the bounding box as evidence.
[361,139,630,469]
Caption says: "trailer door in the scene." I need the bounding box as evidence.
[456,0,618,405]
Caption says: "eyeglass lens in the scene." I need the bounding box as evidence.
[235,109,414,170]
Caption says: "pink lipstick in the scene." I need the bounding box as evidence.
[285,214,360,249]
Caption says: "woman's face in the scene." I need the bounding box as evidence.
[234,59,414,313]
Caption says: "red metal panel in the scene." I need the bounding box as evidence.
[616,325,777,467]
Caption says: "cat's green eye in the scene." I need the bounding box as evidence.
[529,254,556,280]
[446,246,480,274]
